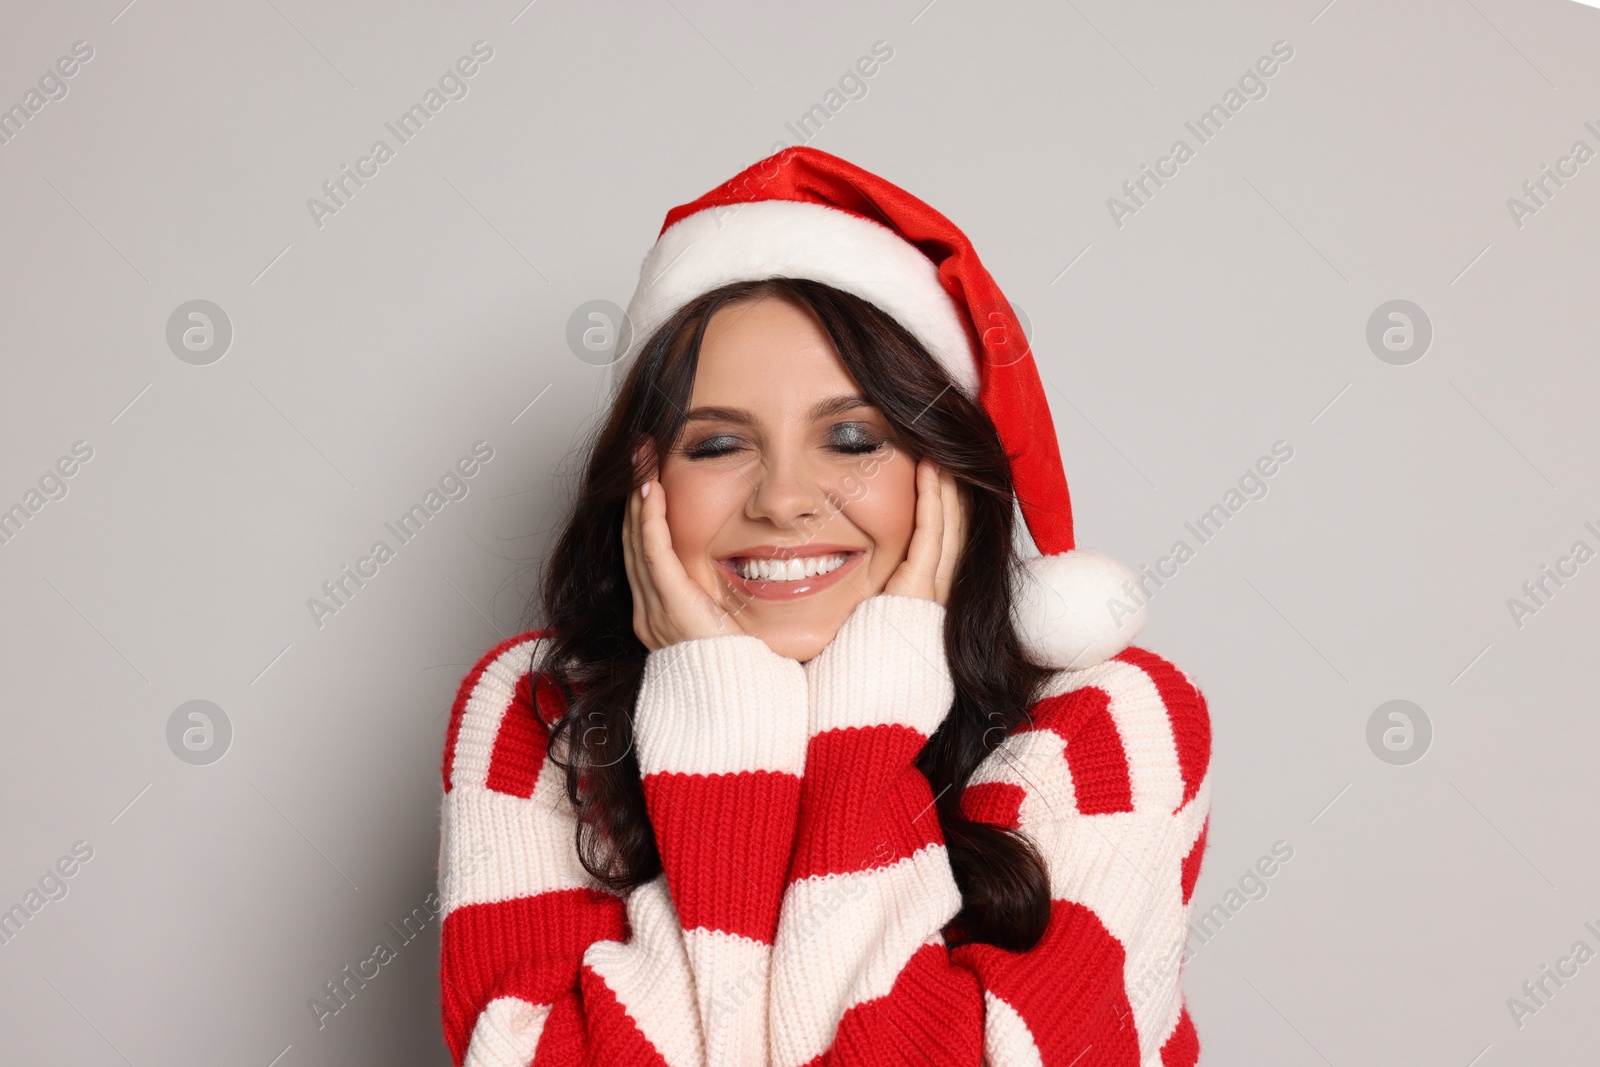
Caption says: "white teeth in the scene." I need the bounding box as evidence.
[734,553,848,582]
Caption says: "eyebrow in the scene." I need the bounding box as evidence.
[683,394,873,423]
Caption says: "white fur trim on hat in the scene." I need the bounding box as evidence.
[1011,548,1146,670]
[616,200,979,396]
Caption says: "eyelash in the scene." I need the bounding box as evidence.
[681,434,742,460]
[680,424,886,460]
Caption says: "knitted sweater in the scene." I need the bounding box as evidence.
[438,595,1213,1066]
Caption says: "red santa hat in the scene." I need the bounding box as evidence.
[612,146,1144,670]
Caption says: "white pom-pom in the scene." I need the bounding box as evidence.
[1011,548,1146,670]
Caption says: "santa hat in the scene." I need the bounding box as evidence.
[610,146,1144,670]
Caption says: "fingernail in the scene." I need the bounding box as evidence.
[641,481,651,499]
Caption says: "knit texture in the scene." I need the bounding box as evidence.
[438,595,1213,1066]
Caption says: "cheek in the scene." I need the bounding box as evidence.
[845,460,917,565]
[658,464,743,565]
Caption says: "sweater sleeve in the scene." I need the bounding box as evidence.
[437,632,706,1067]
[950,645,1213,1066]
[768,595,985,1067]
[766,597,1215,1067]
[631,633,811,1067]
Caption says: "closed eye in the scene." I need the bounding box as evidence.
[828,422,885,454]
[681,433,746,460]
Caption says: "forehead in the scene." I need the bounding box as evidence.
[689,296,861,411]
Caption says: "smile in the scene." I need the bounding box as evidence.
[732,553,848,582]
[716,546,864,601]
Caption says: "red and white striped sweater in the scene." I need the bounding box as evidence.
[438,595,1212,1066]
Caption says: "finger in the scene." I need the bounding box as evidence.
[935,469,961,603]
[621,479,639,588]
[957,475,970,552]
[639,476,722,634]
[887,459,943,600]
[940,473,966,559]
[953,479,969,572]
[638,478,681,583]
[636,485,674,637]
[621,483,657,647]
[910,460,945,578]
[635,484,676,645]
[938,469,960,559]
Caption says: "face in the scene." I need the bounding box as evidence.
[655,296,918,661]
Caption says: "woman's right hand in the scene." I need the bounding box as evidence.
[621,464,744,651]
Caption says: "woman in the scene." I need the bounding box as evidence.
[437,148,1213,1066]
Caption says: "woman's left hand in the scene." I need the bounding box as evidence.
[884,459,966,606]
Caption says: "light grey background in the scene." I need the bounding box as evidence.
[2,0,1597,1063]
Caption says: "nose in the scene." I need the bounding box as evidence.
[745,451,829,530]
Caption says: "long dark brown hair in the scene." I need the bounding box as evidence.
[525,277,1054,950]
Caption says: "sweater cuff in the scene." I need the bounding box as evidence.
[806,595,954,738]
[635,633,809,777]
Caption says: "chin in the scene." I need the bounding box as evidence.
[743,620,844,663]
[705,564,881,662]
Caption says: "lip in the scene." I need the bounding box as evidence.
[716,544,865,601]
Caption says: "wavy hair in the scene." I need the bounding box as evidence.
[525,277,1054,950]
